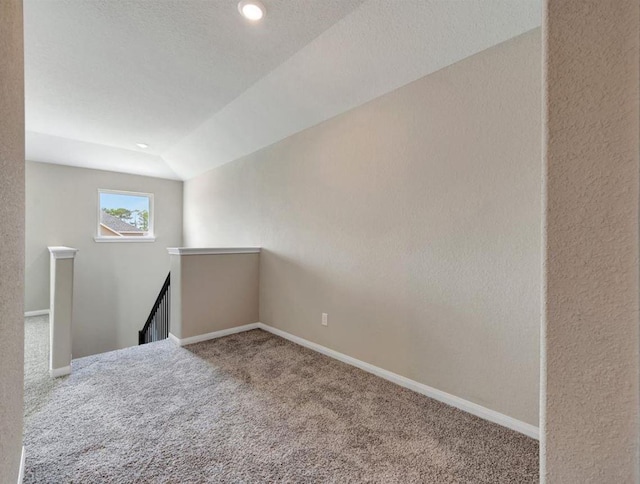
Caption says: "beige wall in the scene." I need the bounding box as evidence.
[170,253,260,339]
[542,0,640,481]
[49,254,75,372]
[0,1,25,481]
[184,31,542,426]
[26,161,183,357]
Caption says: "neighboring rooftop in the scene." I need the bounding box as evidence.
[100,211,143,234]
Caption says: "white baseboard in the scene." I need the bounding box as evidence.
[17,446,25,483]
[168,323,261,347]
[168,321,539,440]
[50,365,71,378]
[255,323,539,440]
[25,309,49,317]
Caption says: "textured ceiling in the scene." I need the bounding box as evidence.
[24,0,541,180]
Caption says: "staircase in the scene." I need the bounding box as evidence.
[139,273,170,344]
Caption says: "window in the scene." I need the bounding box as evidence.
[95,189,155,242]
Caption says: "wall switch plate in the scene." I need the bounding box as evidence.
[321,313,328,326]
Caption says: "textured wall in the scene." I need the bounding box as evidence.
[25,161,183,357]
[171,253,260,339]
[184,31,542,426]
[542,0,640,481]
[49,256,74,372]
[0,1,25,482]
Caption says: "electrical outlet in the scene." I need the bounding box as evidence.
[321,313,328,326]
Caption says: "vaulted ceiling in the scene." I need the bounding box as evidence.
[24,0,541,180]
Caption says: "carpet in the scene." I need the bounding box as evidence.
[24,328,538,482]
[24,315,59,420]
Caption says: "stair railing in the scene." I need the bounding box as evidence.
[139,273,170,344]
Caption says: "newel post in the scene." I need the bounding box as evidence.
[48,246,78,378]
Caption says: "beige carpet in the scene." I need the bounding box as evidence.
[24,327,538,482]
[24,315,59,420]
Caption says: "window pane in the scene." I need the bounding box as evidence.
[99,192,151,237]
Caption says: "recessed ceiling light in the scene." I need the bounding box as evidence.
[136,143,149,149]
[238,1,265,21]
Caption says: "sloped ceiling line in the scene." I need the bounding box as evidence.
[24,0,541,181]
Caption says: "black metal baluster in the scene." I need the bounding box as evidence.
[139,273,171,344]
[161,296,165,338]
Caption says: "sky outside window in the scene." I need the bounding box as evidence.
[100,192,149,212]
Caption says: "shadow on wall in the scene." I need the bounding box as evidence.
[25,248,50,312]
[75,264,121,357]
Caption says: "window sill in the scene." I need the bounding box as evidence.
[94,236,156,243]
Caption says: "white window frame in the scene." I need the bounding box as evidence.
[94,189,156,243]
